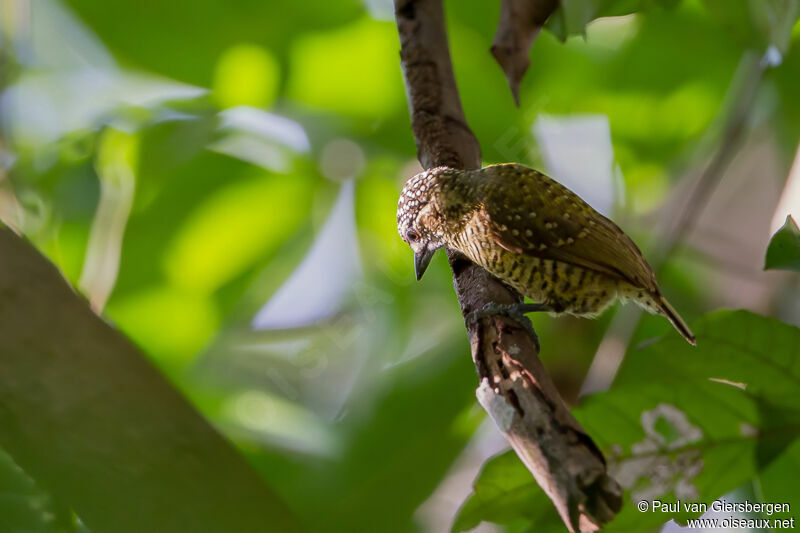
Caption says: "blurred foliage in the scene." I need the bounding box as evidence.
[0,449,83,533]
[765,215,800,271]
[1,0,800,531]
[546,0,682,41]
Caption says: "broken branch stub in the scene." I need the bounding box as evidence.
[471,314,622,532]
[491,0,559,105]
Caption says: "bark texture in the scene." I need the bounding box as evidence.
[394,1,621,530]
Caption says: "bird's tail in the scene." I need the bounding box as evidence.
[656,295,696,346]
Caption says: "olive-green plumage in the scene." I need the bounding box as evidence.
[397,163,695,345]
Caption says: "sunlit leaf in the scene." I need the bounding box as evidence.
[213,45,281,109]
[163,172,315,293]
[546,0,681,41]
[107,285,220,367]
[355,160,414,284]
[65,0,362,85]
[764,215,800,272]
[287,17,404,118]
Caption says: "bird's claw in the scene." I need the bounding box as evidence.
[466,302,551,341]
[467,302,552,321]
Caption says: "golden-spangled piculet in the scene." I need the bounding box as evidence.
[397,163,695,345]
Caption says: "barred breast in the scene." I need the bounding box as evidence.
[450,225,622,318]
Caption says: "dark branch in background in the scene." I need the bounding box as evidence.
[580,50,772,396]
[394,1,621,531]
[0,228,300,533]
[655,52,767,263]
[491,0,559,105]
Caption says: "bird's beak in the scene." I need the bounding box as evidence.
[414,246,435,281]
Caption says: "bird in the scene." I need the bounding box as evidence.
[396,163,695,345]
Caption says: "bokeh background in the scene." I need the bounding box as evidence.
[1,0,799,531]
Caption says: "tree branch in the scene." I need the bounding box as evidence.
[393,1,621,531]
[0,227,300,533]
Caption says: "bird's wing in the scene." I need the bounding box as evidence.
[480,164,658,291]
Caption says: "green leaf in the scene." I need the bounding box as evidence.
[453,311,800,532]
[614,310,800,406]
[765,215,800,272]
[703,0,800,54]
[545,0,681,41]
[64,0,362,86]
[758,438,800,523]
[451,452,557,532]
[701,0,800,54]
[0,448,80,533]
[287,18,405,119]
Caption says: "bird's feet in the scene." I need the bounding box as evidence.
[466,302,551,341]
[468,302,553,321]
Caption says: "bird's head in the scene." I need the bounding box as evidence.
[397,167,453,280]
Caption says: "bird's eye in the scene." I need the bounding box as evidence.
[406,230,420,243]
